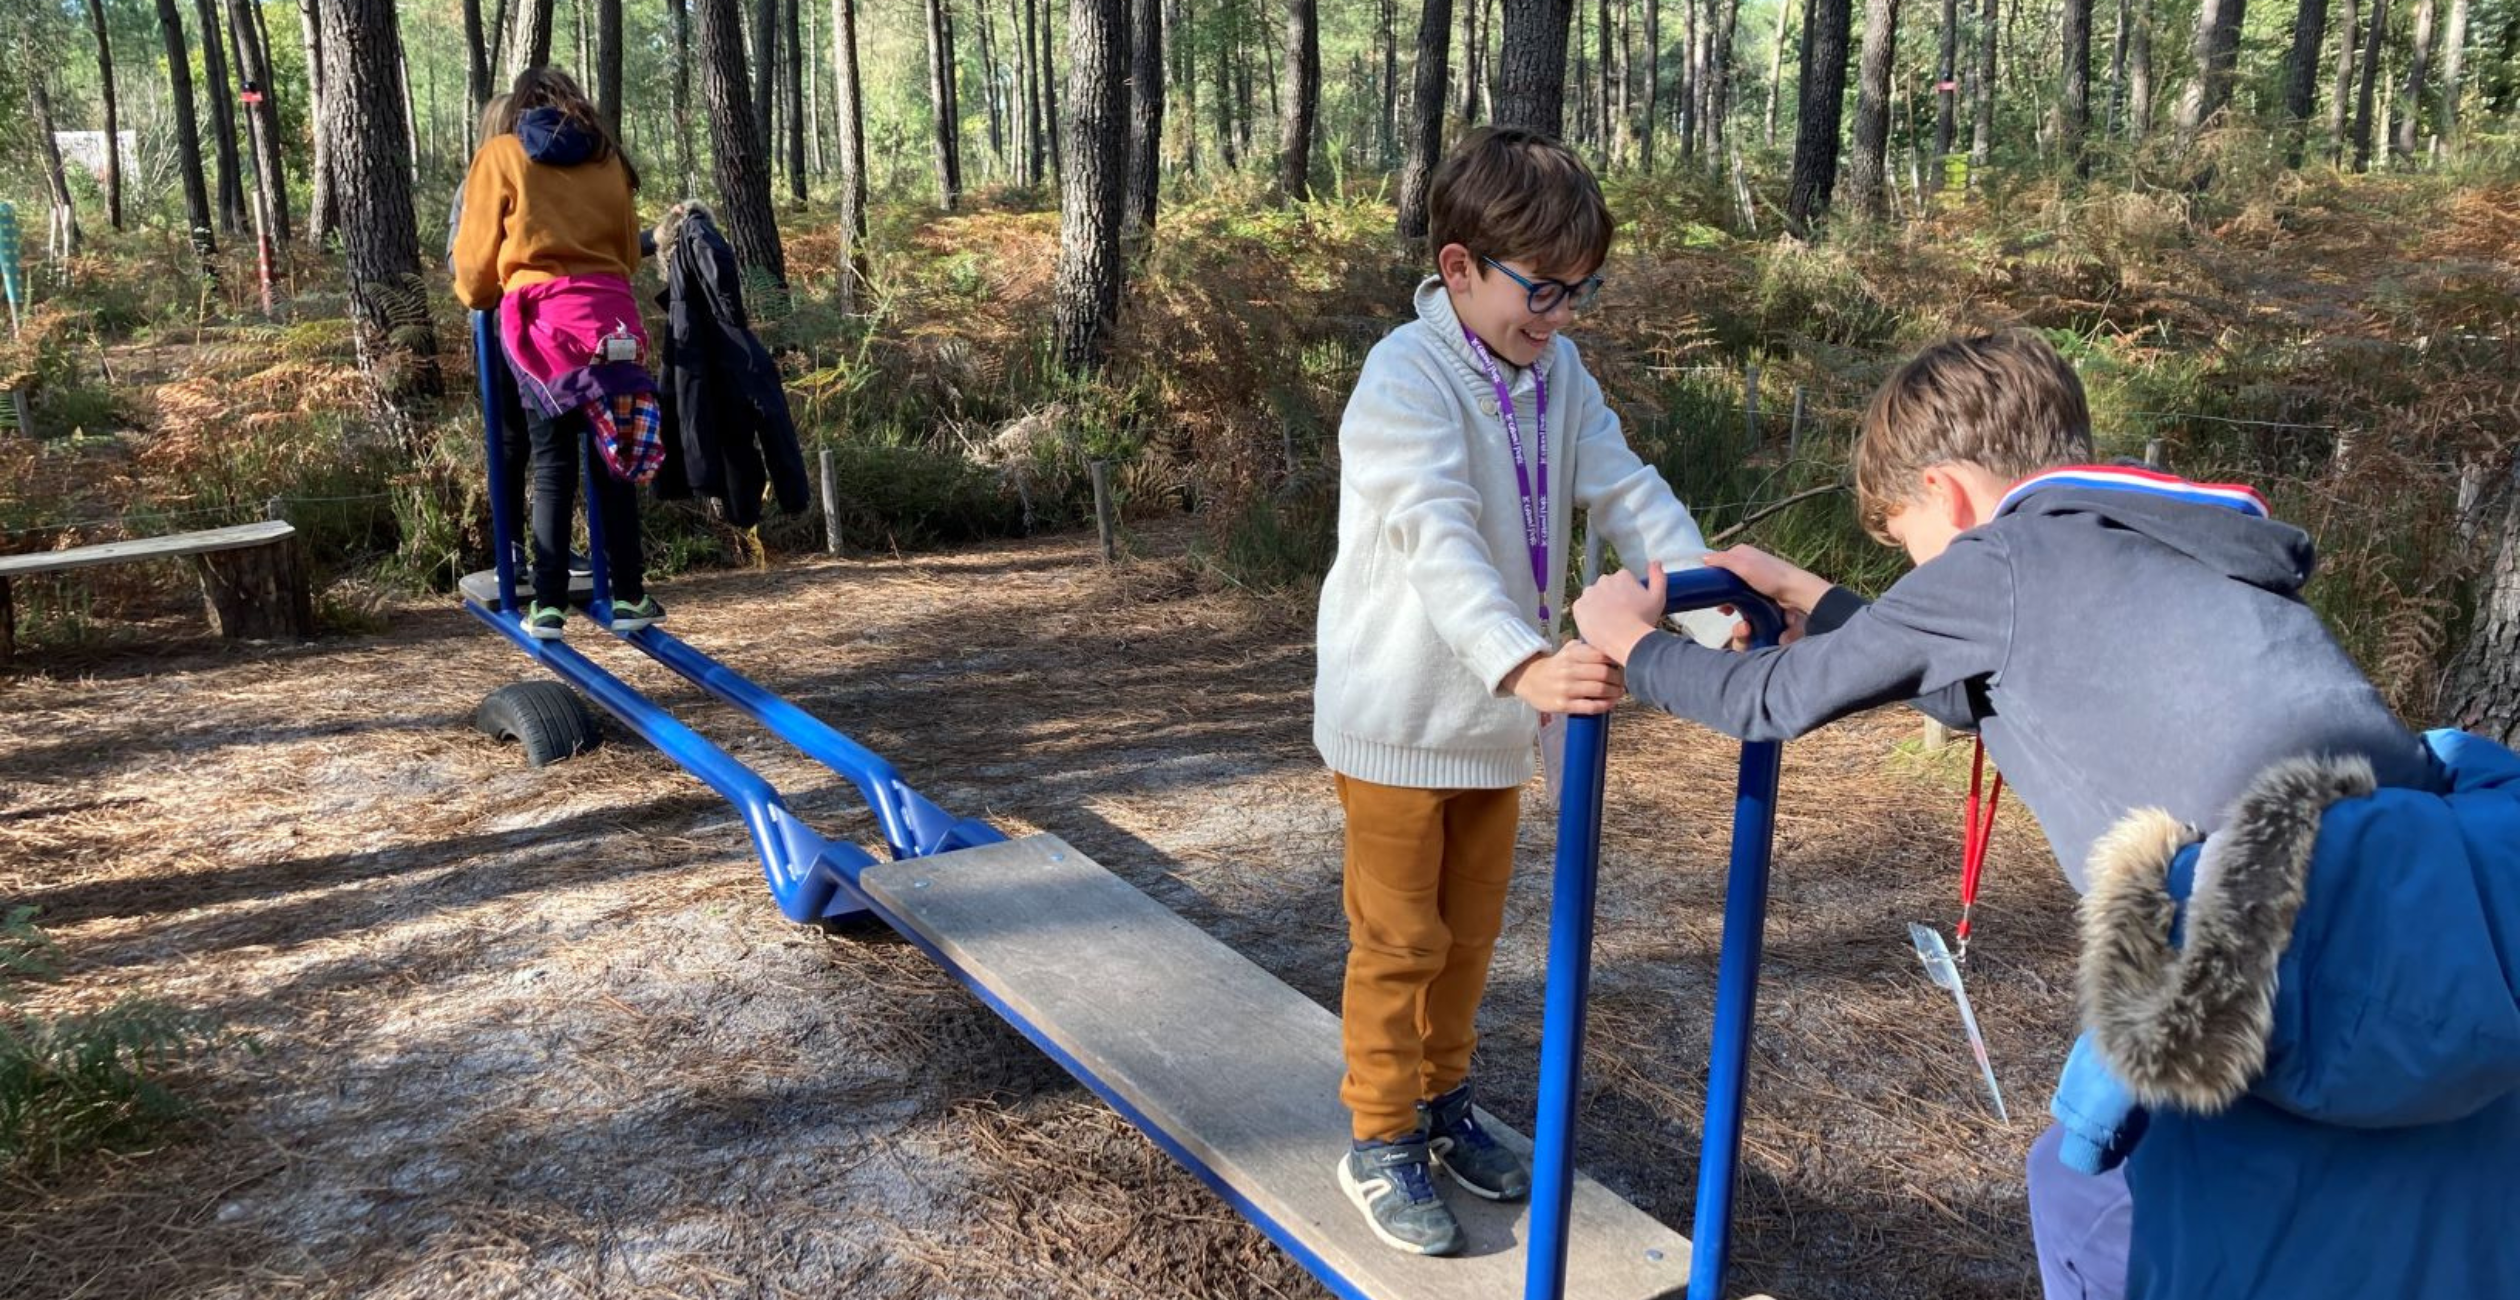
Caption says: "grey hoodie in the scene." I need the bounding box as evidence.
[1625,478,2432,890]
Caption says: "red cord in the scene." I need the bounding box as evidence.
[1957,737,2002,960]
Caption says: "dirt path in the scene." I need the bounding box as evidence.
[0,526,2078,1299]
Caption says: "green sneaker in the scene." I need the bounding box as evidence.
[1423,1083,1531,1202]
[608,595,666,632]
[1337,1132,1464,1256]
[524,602,567,640]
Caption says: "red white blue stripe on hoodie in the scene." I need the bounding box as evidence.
[1995,464,2270,520]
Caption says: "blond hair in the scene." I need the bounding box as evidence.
[1853,331,2095,542]
[1426,126,1612,277]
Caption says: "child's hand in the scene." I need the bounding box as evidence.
[1572,563,1668,665]
[1702,545,1831,614]
[1503,641,1626,715]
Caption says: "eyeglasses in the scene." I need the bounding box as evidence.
[1482,257,1605,315]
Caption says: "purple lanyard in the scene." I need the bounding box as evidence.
[1463,329,1551,629]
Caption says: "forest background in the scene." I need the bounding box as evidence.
[3,0,2519,1291]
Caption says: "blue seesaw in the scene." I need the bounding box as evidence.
[460,311,1785,1300]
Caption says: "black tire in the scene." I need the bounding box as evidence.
[473,681,602,768]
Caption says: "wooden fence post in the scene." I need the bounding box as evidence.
[819,446,843,555]
[1091,460,1117,565]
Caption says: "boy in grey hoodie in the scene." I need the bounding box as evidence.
[1570,331,2438,1300]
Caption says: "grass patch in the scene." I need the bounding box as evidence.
[0,908,241,1177]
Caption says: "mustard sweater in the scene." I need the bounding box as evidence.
[451,134,640,311]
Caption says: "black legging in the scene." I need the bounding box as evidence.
[525,405,644,608]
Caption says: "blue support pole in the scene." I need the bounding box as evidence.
[1522,709,1611,1299]
[1522,569,1782,1300]
[579,425,616,621]
[1688,732,1782,1300]
[472,311,519,616]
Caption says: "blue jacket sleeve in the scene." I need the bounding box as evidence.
[1624,532,2015,742]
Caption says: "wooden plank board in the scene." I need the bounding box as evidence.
[859,833,1694,1300]
[0,521,295,577]
[458,568,597,609]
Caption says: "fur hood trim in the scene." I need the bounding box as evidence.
[2078,753,2378,1112]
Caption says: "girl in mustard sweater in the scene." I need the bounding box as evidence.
[453,67,661,638]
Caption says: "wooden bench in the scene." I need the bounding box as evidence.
[0,520,311,663]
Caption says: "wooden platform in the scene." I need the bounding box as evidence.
[858,833,1694,1300]
[0,521,308,662]
[458,566,596,609]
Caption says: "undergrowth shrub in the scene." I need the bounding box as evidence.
[0,908,240,1176]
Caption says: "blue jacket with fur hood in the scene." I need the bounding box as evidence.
[2064,727,2520,1299]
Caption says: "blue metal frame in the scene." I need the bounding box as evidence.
[1524,571,1785,1300]
[466,309,1792,1300]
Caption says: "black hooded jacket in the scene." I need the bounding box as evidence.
[650,206,809,525]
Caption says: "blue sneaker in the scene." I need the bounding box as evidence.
[1423,1083,1531,1201]
[1337,1131,1464,1256]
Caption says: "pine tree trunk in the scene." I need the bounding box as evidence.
[1461,0,1482,117]
[465,0,493,113]
[2327,0,2357,159]
[1213,0,1238,165]
[1934,0,1957,173]
[785,0,807,199]
[1968,0,1994,165]
[1707,0,1738,162]
[2350,0,2385,168]
[508,0,556,77]
[228,0,294,242]
[2442,457,2520,746]
[1597,0,1613,152]
[2106,0,2126,134]
[2059,0,2089,172]
[84,0,124,232]
[155,0,222,267]
[1678,0,1699,151]
[1643,0,1664,165]
[976,0,1002,174]
[2126,0,2152,136]
[195,0,249,235]
[1378,0,1398,162]
[1788,0,1852,230]
[2393,0,2435,158]
[1054,0,1130,369]
[752,0,778,166]
[2171,0,2245,143]
[1845,0,1896,215]
[1765,0,1790,144]
[1279,0,1317,198]
[698,0,788,283]
[2440,0,2469,149]
[2282,0,2327,162]
[1127,0,1164,231]
[30,74,84,254]
[300,0,339,244]
[599,0,625,131]
[1028,0,1051,180]
[927,0,961,206]
[317,0,439,400]
[1175,0,1200,174]
[676,0,695,194]
[1044,0,1064,179]
[1495,0,1575,132]
[833,0,870,293]
[1397,0,1452,237]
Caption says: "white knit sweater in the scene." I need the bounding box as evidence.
[1313,278,1723,790]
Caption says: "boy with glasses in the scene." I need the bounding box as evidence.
[1314,125,1732,1255]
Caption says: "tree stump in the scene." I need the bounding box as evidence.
[191,539,312,640]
